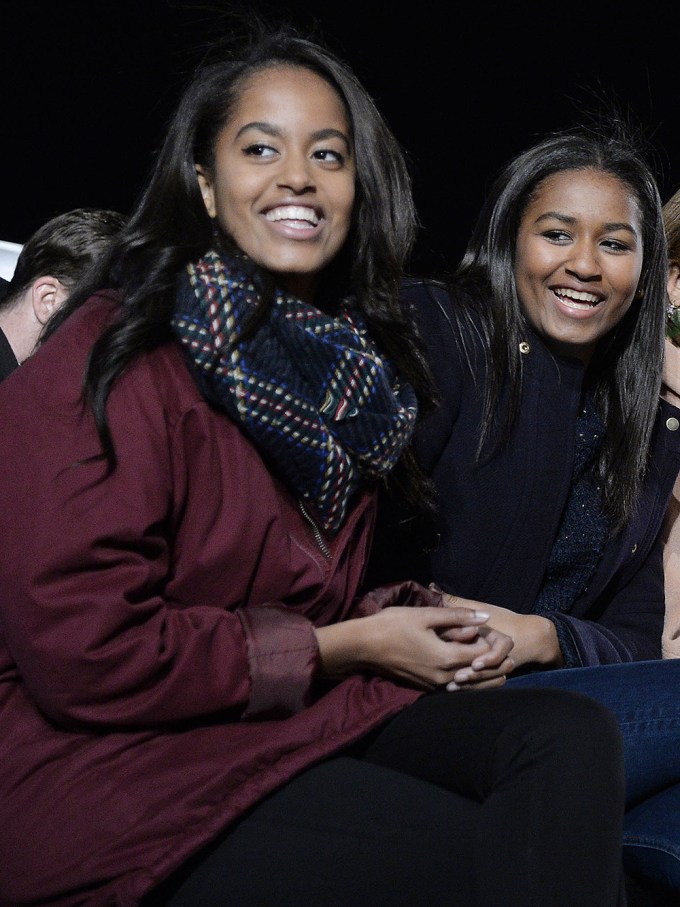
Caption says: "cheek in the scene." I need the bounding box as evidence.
[514,255,538,300]
[333,177,356,220]
[513,237,534,285]
[629,263,644,293]
[609,260,643,300]
[327,184,355,250]
[514,245,550,321]
[212,168,254,221]
[516,240,556,281]
[345,180,356,211]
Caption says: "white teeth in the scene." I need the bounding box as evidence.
[555,288,599,305]
[265,206,319,226]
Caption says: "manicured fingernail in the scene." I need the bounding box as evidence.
[474,610,489,620]
[446,682,460,691]
[429,582,443,593]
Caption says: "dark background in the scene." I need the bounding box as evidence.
[3,0,680,277]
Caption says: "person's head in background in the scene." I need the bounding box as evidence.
[0,207,126,371]
[664,187,680,339]
[454,121,667,531]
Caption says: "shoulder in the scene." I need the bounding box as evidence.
[400,277,487,378]
[399,279,486,470]
[399,277,456,335]
[0,290,203,431]
[401,274,485,334]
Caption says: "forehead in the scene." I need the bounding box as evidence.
[526,168,642,225]
[228,64,350,131]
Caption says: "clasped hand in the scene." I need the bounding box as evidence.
[315,581,514,691]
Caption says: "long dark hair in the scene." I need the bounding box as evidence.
[449,123,668,531]
[45,23,436,510]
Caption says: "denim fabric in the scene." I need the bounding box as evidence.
[507,659,680,892]
[624,784,680,891]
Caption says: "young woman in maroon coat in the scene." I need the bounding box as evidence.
[0,24,627,907]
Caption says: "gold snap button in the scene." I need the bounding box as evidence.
[667,417,680,431]
[519,341,530,354]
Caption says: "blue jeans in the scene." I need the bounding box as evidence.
[507,660,680,891]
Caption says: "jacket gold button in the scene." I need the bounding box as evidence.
[667,417,680,431]
[519,341,530,354]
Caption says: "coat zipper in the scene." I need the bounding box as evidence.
[298,499,332,559]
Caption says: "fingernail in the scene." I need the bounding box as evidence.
[429,582,443,594]
[446,682,460,691]
[474,610,489,620]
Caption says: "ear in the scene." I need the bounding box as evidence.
[196,165,217,219]
[30,276,69,325]
[669,263,680,310]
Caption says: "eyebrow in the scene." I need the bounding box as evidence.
[235,121,352,150]
[535,211,639,237]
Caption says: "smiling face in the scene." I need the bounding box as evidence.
[514,168,644,364]
[196,64,356,303]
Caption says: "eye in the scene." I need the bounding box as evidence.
[312,148,346,166]
[541,229,572,243]
[243,143,278,158]
[601,238,633,253]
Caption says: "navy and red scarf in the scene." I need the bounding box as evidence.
[172,250,417,536]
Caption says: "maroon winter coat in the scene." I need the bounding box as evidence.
[0,294,421,906]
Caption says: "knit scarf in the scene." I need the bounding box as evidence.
[172,250,418,536]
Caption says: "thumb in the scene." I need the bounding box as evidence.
[424,605,491,629]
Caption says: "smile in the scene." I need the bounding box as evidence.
[265,206,320,227]
[552,287,602,310]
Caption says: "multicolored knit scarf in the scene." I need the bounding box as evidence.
[172,250,418,536]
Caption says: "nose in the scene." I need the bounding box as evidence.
[565,240,601,282]
[277,152,316,195]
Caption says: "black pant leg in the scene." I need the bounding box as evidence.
[146,687,626,907]
[145,755,480,906]
[361,687,627,907]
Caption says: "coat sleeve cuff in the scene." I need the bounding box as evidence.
[544,614,584,667]
[353,581,444,616]
[236,606,319,718]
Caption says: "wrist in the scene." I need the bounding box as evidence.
[315,618,369,677]
[529,615,564,667]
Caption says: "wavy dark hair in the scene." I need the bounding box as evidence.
[449,122,668,531]
[45,23,436,511]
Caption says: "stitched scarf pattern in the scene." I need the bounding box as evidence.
[172,250,418,536]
